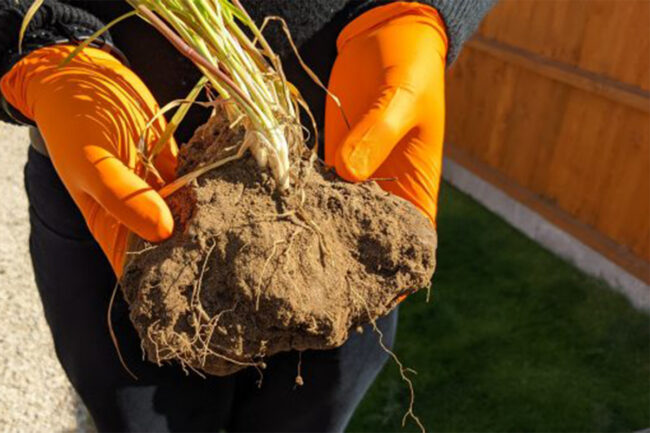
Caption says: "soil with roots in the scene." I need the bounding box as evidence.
[120,112,437,376]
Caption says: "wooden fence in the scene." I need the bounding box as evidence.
[445,0,650,283]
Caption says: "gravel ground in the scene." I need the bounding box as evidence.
[0,123,93,432]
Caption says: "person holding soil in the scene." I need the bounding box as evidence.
[0,1,496,431]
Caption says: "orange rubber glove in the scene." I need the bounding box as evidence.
[325,2,448,226]
[1,45,177,276]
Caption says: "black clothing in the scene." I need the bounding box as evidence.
[1,0,497,133]
[25,145,399,432]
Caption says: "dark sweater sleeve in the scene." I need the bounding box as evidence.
[353,0,498,64]
[242,0,496,65]
[0,0,113,125]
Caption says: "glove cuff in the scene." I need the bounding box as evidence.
[337,2,448,57]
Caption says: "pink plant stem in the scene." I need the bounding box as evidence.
[136,5,256,111]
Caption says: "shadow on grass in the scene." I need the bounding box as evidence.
[349,182,649,432]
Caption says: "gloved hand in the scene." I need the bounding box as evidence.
[1,45,177,276]
[325,2,448,225]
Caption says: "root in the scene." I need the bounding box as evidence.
[145,321,261,374]
[138,205,316,376]
[347,278,425,433]
[142,242,264,375]
[198,303,238,366]
[255,363,266,388]
[279,183,330,267]
[186,363,207,379]
[371,321,424,433]
[254,210,296,219]
[107,282,138,380]
[147,321,162,365]
[257,14,351,134]
[295,350,304,387]
[125,244,159,256]
[194,240,217,310]
[234,183,246,206]
[256,238,284,310]
[365,176,398,183]
[254,226,303,311]
[295,207,330,266]
[283,228,302,260]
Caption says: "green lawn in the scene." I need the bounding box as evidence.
[348,182,649,432]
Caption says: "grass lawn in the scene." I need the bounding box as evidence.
[348,182,649,432]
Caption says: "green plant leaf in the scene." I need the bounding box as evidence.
[148,76,209,161]
[59,10,138,67]
[18,0,45,54]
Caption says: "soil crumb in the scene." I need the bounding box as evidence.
[121,111,437,376]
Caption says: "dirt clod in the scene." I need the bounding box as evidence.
[121,113,437,376]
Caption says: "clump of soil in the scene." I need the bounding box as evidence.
[121,111,437,376]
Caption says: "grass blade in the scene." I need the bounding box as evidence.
[18,0,45,54]
[148,76,209,161]
[59,10,138,67]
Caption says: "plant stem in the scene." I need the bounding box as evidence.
[132,0,298,191]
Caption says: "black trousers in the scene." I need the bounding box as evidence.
[23,147,397,432]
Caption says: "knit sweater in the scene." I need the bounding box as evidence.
[0,0,496,141]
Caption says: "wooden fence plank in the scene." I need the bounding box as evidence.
[464,37,650,113]
[446,0,650,280]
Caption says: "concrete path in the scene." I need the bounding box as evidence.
[0,123,92,432]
